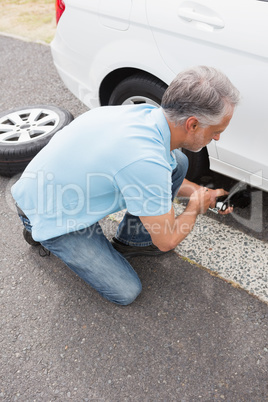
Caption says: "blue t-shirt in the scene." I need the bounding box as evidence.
[12,105,177,241]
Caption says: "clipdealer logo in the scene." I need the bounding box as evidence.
[5,170,265,233]
[7,170,171,226]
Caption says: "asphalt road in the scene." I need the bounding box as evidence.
[0,35,267,401]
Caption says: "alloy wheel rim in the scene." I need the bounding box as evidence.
[0,108,60,144]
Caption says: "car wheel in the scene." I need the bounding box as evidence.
[182,147,210,182]
[108,73,167,106]
[0,105,73,177]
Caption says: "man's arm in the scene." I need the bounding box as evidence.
[178,178,233,213]
[139,181,233,252]
[177,178,200,197]
[139,187,211,252]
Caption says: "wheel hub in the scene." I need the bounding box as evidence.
[20,124,31,129]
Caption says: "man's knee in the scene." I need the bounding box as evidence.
[113,280,142,306]
[174,149,189,178]
[171,150,189,199]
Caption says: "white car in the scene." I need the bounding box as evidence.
[51,0,268,191]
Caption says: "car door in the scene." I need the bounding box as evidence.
[146,0,268,190]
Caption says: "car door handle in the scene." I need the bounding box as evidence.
[178,8,225,29]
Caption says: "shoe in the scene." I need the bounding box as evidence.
[23,228,40,247]
[111,237,170,258]
[22,228,50,257]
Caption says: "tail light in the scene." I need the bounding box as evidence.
[55,0,65,24]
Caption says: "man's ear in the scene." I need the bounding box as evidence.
[185,117,199,133]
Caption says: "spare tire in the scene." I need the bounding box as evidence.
[0,105,74,177]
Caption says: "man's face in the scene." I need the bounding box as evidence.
[188,112,233,153]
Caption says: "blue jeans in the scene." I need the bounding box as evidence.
[22,150,188,305]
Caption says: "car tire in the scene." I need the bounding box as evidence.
[182,147,210,182]
[108,73,167,106]
[0,105,74,177]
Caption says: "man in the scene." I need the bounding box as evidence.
[12,66,240,305]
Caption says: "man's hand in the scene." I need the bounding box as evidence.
[207,188,233,215]
[178,179,233,215]
[188,187,211,214]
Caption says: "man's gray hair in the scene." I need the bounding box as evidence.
[161,66,240,127]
